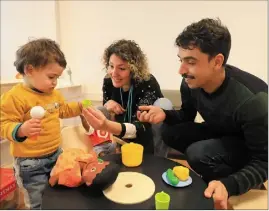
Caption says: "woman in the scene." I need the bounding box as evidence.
[81,39,164,154]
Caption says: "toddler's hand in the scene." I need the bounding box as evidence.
[17,119,42,138]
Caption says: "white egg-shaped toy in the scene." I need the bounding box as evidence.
[30,106,45,119]
[153,98,173,110]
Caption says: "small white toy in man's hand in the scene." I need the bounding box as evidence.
[30,106,45,119]
[30,106,45,140]
[153,98,173,110]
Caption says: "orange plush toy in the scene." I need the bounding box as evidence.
[49,148,120,189]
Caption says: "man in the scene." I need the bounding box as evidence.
[137,18,268,209]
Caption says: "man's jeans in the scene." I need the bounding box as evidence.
[13,148,62,209]
[162,122,250,182]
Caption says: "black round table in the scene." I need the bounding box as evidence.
[42,154,214,209]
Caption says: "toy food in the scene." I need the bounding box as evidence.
[82,99,92,108]
[30,106,45,119]
[166,168,179,186]
[30,106,45,140]
[173,166,189,181]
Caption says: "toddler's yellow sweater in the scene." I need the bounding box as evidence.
[0,83,81,157]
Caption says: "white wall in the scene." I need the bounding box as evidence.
[0,0,57,82]
[1,1,267,98]
[58,1,267,100]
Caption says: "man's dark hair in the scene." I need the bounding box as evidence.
[175,18,231,66]
[14,38,67,74]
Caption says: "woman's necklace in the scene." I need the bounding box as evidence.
[120,85,133,123]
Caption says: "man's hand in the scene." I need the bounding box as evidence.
[137,105,166,124]
[17,119,42,138]
[104,100,125,115]
[82,107,108,131]
[204,180,228,210]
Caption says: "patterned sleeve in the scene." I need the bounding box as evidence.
[102,77,113,105]
[137,74,163,106]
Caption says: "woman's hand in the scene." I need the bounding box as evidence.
[79,115,90,132]
[104,100,125,115]
[82,107,108,131]
[82,107,123,136]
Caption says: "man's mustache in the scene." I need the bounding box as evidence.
[182,73,195,79]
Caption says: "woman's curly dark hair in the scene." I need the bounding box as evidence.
[175,18,231,66]
[102,39,150,82]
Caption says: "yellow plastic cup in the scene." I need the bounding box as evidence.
[155,191,170,210]
[121,142,144,167]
